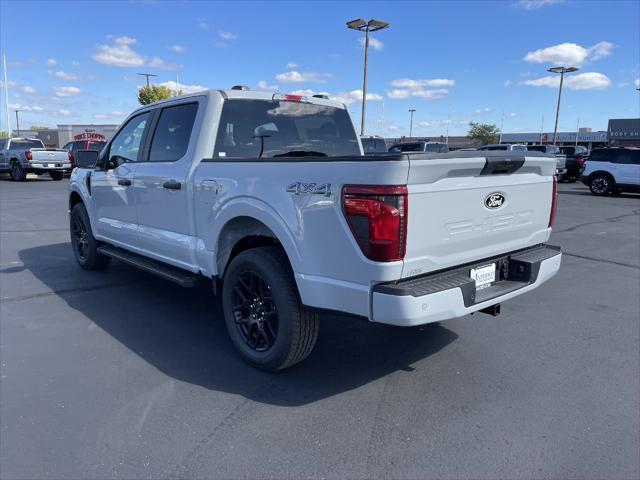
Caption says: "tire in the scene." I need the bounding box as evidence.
[589,174,613,196]
[69,203,111,270]
[10,161,26,182]
[221,246,319,371]
[49,170,64,181]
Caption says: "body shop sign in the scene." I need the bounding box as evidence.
[73,128,107,142]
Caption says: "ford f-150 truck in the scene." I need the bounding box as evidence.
[0,137,70,181]
[68,88,562,370]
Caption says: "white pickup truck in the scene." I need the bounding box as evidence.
[68,88,562,370]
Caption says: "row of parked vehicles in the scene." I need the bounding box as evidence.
[360,136,639,195]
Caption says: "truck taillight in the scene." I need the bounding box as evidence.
[68,151,73,162]
[342,185,408,262]
[549,176,558,228]
[25,151,32,160]
[576,156,585,167]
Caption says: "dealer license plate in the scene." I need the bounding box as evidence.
[470,263,496,290]
[47,164,55,168]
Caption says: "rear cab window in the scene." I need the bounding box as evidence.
[214,99,360,158]
[10,139,44,149]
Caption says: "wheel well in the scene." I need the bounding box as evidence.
[216,217,288,276]
[589,170,616,183]
[69,191,83,210]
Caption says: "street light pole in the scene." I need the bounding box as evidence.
[408,108,416,139]
[347,18,389,136]
[137,72,158,87]
[547,66,579,145]
[14,109,20,137]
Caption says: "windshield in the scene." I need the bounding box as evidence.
[213,99,360,158]
[11,139,43,149]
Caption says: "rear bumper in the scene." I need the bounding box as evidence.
[371,245,562,327]
[28,161,71,171]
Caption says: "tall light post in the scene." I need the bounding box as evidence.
[408,108,416,139]
[347,18,389,136]
[14,109,20,137]
[137,72,158,87]
[547,66,579,145]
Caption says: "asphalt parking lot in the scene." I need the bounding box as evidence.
[1,175,638,480]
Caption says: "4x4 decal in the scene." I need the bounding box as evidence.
[286,182,332,197]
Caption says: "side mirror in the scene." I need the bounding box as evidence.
[254,122,278,138]
[75,149,99,168]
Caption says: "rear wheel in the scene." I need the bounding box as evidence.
[221,246,319,371]
[10,162,26,182]
[50,171,64,181]
[589,174,613,196]
[70,203,111,270]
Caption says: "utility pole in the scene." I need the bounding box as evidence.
[408,108,416,139]
[499,110,504,144]
[347,18,389,136]
[137,72,158,87]
[14,109,20,137]
[445,104,451,144]
[547,66,579,145]
[3,54,11,135]
[575,117,580,146]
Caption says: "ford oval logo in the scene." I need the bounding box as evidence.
[485,192,505,209]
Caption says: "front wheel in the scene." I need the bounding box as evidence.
[10,162,26,182]
[589,174,613,196]
[50,171,64,181]
[70,203,111,270]
[221,246,319,371]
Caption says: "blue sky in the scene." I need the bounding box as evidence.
[1,0,638,137]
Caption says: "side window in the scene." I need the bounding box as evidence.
[615,151,640,165]
[0,139,5,150]
[107,112,150,167]
[149,103,198,162]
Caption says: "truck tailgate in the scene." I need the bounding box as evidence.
[30,148,68,163]
[402,151,557,278]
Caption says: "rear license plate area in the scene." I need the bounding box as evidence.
[470,263,496,290]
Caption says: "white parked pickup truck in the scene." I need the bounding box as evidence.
[68,88,562,370]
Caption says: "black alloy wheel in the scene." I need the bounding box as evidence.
[231,271,279,352]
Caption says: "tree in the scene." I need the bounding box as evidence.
[137,85,174,105]
[0,131,9,138]
[29,125,49,131]
[468,121,500,145]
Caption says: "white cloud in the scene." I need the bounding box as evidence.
[148,57,183,71]
[0,80,17,88]
[332,90,383,105]
[52,109,72,117]
[390,78,455,88]
[359,36,383,50]
[257,80,279,91]
[474,107,491,113]
[504,80,513,87]
[219,31,238,40]
[46,58,57,65]
[72,60,80,66]
[635,79,640,88]
[387,88,449,100]
[514,0,564,10]
[197,18,209,30]
[524,41,613,67]
[275,71,333,84]
[53,86,81,97]
[7,103,43,112]
[417,120,451,128]
[286,61,298,68]
[93,111,125,120]
[168,44,186,54]
[92,36,144,67]
[158,80,207,95]
[522,71,612,90]
[21,85,35,94]
[509,112,517,118]
[48,70,79,80]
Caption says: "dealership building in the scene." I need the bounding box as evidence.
[12,124,119,147]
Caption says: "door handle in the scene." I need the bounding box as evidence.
[163,179,182,190]
[117,178,131,186]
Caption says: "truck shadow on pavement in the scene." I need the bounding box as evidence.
[18,242,458,407]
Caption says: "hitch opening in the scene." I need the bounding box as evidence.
[479,304,501,317]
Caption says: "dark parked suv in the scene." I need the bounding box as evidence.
[559,145,589,182]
